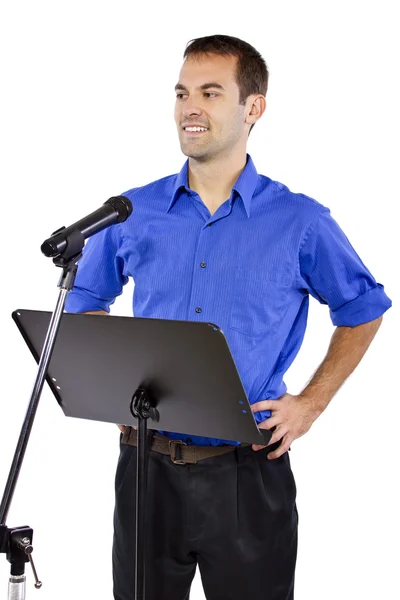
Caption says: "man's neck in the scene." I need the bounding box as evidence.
[188,150,247,211]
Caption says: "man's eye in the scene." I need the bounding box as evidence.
[176,93,188,100]
[204,92,217,98]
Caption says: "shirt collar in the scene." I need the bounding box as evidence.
[231,154,258,218]
[167,160,190,212]
[166,154,259,218]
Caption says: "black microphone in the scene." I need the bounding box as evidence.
[41,195,133,258]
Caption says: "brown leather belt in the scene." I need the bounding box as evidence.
[121,426,250,465]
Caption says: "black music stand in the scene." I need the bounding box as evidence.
[11,309,272,599]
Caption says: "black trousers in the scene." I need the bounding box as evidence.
[112,432,298,600]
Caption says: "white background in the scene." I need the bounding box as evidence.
[0,1,398,598]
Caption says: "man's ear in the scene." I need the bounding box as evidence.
[245,95,267,126]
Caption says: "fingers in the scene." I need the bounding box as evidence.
[253,427,292,456]
[266,424,288,447]
[252,444,267,451]
[258,416,280,430]
[251,400,277,413]
[267,434,292,460]
[116,424,138,433]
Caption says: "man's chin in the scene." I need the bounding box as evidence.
[179,143,209,160]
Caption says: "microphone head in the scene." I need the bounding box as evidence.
[105,195,133,223]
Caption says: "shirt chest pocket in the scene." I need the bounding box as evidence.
[229,267,290,337]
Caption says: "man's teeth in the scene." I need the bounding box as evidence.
[185,126,208,132]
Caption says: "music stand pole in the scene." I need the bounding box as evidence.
[0,233,84,599]
[131,388,159,599]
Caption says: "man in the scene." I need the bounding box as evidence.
[65,35,392,600]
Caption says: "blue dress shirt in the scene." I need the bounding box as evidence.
[65,155,392,446]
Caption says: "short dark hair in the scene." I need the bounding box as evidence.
[183,34,269,104]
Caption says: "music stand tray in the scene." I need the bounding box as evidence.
[12,310,271,446]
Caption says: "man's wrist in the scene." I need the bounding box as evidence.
[298,389,330,417]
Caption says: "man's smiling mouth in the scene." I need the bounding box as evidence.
[184,126,208,132]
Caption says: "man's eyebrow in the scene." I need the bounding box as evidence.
[199,82,225,91]
[174,82,225,92]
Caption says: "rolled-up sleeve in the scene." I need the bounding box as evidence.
[64,223,128,313]
[298,207,392,326]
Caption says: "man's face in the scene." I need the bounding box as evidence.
[174,54,248,161]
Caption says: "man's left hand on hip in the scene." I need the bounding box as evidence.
[251,393,319,459]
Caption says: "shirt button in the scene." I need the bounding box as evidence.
[200,262,206,268]
[195,307,202,313]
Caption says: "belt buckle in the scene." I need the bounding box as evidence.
[168,440,187,464]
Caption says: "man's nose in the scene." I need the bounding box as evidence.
[182,97,202,117]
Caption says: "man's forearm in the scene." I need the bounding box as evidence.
[299,316,383,415]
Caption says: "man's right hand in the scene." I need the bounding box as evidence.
[117,424,138,433]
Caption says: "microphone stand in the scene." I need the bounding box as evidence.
[0,229,85,599]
